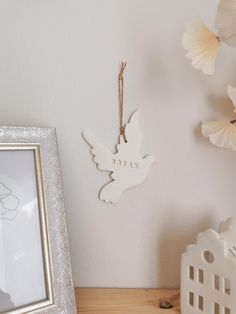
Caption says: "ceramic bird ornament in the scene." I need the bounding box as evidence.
[83,110,155,203]
[202,85,236,150]
[183,0,236,75]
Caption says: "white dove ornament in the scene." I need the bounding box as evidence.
[83,110,155,203]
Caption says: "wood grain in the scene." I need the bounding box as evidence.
[76,288,180,314]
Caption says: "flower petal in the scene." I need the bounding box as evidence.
[183,19,220,75]
[216,0,236,47]
[202,120,236,150]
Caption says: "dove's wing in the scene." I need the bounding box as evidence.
[116,110,142,158]
[83,131,114,171]
[125,110,142,146]
[227,85,236,113]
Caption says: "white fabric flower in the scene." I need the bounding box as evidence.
[183,0,236,75]
[202,84,236,150]
[202,120,236,150]
[183,19,220,75]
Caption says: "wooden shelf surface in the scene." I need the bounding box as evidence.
[76,288,180,314]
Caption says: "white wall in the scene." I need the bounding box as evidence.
[0,0,236,288]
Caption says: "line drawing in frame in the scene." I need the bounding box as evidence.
[0,145,53,314]
[0,127,76,314]
[0,182,20,221]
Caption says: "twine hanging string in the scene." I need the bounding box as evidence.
[118,61,127,142]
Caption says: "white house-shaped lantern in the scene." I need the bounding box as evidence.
[181,217,236,314]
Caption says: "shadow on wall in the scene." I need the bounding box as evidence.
[0,289,15,312]
[157,93,236,289]
[157,210,214,288]
[207,95,234,119]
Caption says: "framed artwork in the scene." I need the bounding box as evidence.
[0,127,76,314]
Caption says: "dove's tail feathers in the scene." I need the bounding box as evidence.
[99,181,123,204]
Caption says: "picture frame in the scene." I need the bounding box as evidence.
[0,127,76,314]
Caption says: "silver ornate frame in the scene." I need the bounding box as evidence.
[0,127,76,314]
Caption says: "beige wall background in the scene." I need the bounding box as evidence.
[0,0,236,288]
